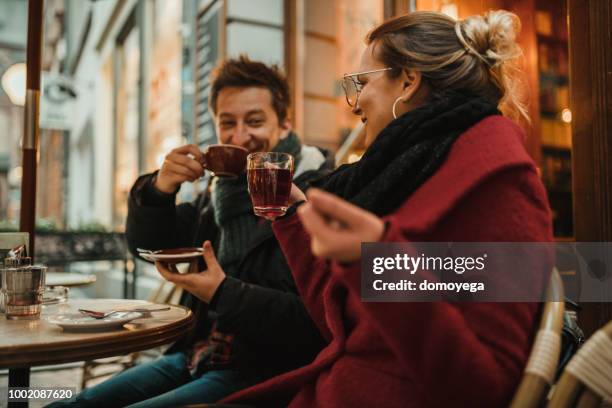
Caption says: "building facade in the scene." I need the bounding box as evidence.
[0,0,576,239]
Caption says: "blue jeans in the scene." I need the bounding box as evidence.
[46,352,259,408]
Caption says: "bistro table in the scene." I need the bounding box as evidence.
[1,299,194,407]
[45,272,97,288]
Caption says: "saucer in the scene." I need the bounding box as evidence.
[139,247,203,263]
[47,311,143,331]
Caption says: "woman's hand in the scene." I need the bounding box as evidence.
[289,183,307,205]
[297,188,385,263]
[155,241,226,303]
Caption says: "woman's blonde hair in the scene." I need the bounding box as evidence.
[367,10,528,122]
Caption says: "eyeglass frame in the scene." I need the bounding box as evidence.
[341,67,394,107]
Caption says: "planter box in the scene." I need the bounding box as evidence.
[0,230,131,266]
[34,231,129,266]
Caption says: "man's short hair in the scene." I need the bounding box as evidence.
[209,55,291,122]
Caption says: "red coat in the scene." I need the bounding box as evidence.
[222,116,553,407]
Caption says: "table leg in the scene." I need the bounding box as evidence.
[8,367,30,408]
[123,259,130,299]
[132,261,138,299]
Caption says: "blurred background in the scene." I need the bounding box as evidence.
[0,0,573,299]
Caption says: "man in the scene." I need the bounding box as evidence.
[50,56,333,407]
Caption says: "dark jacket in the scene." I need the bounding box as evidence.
[125,147,334,379]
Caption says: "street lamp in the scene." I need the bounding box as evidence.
[1,62,26,106]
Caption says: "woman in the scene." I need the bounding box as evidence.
[223,10,552,408]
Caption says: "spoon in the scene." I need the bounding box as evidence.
[78,307,171,319]
[7,244,26,258]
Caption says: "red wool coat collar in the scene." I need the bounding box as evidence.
[395,115,535,235]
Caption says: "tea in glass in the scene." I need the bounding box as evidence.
[247,152,294,220]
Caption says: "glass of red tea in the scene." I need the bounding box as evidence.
[247,152,294,220]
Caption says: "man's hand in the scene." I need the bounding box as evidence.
[155,241,226,303]
[297,188,385,263]
[155,144,205,194]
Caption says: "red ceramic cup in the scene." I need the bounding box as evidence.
[200,144,249,177]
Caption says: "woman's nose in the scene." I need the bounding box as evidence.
[352,103,362,116]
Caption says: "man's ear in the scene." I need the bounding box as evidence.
[400,69,422,102]
[279,117,292,139]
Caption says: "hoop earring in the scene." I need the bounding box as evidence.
[392,96,403,120]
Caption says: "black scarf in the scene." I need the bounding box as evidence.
[320,94,499,216]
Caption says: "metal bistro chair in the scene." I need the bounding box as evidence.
[510,268,565,408]
[547,320,612,407]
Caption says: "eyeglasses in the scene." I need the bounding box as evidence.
[341,67,394,107]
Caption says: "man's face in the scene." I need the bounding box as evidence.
[214,87,290,152]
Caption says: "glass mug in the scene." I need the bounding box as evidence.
[43,285,69,305]
[247,152,294,220]
[2,265,47,320]
[1,256,32,316]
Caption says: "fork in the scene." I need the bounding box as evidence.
[78,307,171,319]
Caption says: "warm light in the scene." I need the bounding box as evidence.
[347,153,362,163]
[156,153,166,168]
[157,136,183,168]
[561,108,572,124]
[117,170,136,192]
[8,166,22,186]
[440,2,459,20]
[1,63,26,106]
[161,136,182,151]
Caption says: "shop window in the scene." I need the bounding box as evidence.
[226,23,284,66]
[113,20,140,229]
[194,1,223,149]
[302,0,384,154]
[227,0,284,25]
[535,1,572,238]
[149,0,183,173]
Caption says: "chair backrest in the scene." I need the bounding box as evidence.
[147,278,182,305]
[547,320,612,408]
[510,268,565,408]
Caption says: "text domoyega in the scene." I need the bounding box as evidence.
[371,253,487,293]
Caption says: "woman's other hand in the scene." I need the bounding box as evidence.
[297,188,385,262]
[289,183,307,204]
[155,241,226,303]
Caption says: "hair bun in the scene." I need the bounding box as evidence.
[462,10,522,66]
